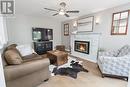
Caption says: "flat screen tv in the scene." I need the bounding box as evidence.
[32,28,53,41]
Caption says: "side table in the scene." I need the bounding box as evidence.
[47,50,68,66]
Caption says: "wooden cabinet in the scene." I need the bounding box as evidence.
[34,41,53,55]
[32,28,53,41]
[42,29,53,41]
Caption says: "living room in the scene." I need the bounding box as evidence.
[0,0,130,87]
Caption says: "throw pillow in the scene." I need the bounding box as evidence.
[16,44,35,56]
[4,50,23,65]
[6,44,17,50]
[118,45,130,57]
[6,44,22,57]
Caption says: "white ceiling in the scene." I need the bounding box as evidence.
[15,0,130,21]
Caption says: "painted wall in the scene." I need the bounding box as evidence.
[6,15,62,48]
[61,3,130,50]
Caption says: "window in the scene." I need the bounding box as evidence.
[111,10,129,35]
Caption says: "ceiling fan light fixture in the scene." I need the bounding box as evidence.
[59,9,65,15]
[59,11,65,15]
[44,2,79,17]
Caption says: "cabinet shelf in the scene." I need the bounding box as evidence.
[34,41,53,55]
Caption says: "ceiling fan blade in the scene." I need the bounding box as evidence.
[65,14,70,17]
[52,13,59,16]
[44,8,57,11]
[66,11,79,13]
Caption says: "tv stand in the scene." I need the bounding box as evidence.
[34,41,53,55]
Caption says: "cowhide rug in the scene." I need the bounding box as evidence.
[50,58,88,79]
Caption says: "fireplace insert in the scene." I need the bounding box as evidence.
[74,41,90,54]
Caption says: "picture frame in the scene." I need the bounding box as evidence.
[77,16,94,32]
[64,23,69,36]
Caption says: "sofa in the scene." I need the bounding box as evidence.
[2,44,50,87]
[98,45,130,80]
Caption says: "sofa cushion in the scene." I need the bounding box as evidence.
[6,44,22,57]
[22,53,43,62]
[4,58,50,81]
[4,50,23,65]
[16,44,34,57]
[118,45,130,57]
[6,44,17,50]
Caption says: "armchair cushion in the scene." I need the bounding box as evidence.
[4,58,50,81]
[99,50,119,57]
[99,55,130,76]
[118,45,130,57]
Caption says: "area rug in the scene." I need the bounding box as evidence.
[49,57,88,78]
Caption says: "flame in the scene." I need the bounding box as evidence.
[80,44,85,51]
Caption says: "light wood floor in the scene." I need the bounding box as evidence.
[37,57,127,87]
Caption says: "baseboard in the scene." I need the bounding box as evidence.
[69,54,97,63]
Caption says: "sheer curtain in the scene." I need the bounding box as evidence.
[0,17,8,49]
[0,17,7,87]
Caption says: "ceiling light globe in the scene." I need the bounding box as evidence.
[59,11,65,15]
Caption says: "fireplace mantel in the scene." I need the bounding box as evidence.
[71,30,102,35]
[71,34,100,63]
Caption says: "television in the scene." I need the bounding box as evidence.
[32,28,53,41]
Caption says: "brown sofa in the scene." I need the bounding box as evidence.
[2,44,50,87]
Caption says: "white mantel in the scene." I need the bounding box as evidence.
[71,33,100,63]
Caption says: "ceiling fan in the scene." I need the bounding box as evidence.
[44,2,79,17]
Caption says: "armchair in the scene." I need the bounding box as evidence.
[98,45,130,80]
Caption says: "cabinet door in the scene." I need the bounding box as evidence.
[42,29,53,40]
[32,28,42,41]
[34,42,45,55]
[45,42,53,51]
[42,29,48,40]
[47,29,53,40]
[34,41,53,55]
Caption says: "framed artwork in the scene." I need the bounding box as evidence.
[111,10,129,35]
[64,23,69,36]
[77,16,94,32]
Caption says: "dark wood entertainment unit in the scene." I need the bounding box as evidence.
[32,27,53,55]
[34,41,53,55]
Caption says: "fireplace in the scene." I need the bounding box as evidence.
[74,41,90,54]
